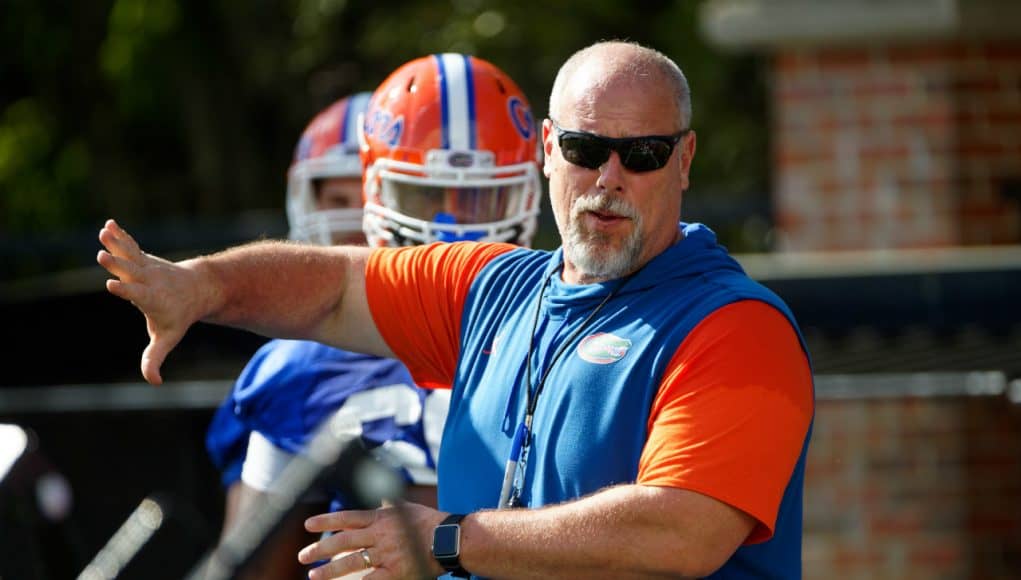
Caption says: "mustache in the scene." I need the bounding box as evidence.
[571,195,637,220]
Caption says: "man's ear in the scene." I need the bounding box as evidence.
[542,119,555,178]
[678,130,697,191]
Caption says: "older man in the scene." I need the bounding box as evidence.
[99,41,813,579]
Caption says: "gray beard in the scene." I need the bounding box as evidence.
[562,196,643,283]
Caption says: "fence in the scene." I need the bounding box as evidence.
[3,371,1020,578]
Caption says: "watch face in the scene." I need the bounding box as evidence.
[433,524,461,558]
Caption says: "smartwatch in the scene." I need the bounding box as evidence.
[432,513,470,578]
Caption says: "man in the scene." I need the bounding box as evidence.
[98,42,813,579]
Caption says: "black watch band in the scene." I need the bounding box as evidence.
[432,513,470,578]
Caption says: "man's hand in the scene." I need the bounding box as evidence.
[299,502,446,580]
[97,219,213,385]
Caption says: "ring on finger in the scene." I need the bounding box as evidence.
[359,548,373,569]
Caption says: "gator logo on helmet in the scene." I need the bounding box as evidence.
[365,110,404,147]
[577,333,631,365]
[508,96,533,140]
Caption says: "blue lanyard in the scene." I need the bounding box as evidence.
[498,265,633,508]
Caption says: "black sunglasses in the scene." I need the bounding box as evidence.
[552,120,689,173]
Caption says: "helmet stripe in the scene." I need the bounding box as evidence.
[434,54,449,149]
[342,92,372,148]
[437,53,472,151]
[463,54,477,150]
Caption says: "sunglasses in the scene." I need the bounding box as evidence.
[552,120,689,173]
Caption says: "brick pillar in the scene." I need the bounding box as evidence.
[701,0,1021,251]
[804,394,1021,579]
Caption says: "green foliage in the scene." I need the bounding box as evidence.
[0,99,90,233]
[100,0,181,117]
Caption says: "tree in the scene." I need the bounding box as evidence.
[0,0,770,281]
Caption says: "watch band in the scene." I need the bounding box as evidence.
[433,513,470,578]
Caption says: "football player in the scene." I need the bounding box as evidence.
[208,51,542,578]
[205,92,450,579]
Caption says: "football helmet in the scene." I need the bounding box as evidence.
[287,92,372,245]
[360,53,541,247]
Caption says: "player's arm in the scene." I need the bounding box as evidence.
[220,432,328,580]
[97,219,390,384]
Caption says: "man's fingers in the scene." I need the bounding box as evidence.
[305,509,377,533]
[141,363,163,386]
[104,278,145,304]
[98,220,143,261]
[305,552,377,580]
[104,219,142,256]
[142,318,190,386]
[98,250,142,283]
[141,341,167,386]
[297,535,337,565]
[298,528,373,564]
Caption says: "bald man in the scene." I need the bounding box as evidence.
[98,41,813,579]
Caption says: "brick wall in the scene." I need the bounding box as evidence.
[804,393,1021,579]
[774,41,1021,250]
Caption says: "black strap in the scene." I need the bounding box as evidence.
[436,513,470,578]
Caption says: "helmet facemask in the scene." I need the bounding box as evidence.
[363,149,540,246]
[286,92,372,246]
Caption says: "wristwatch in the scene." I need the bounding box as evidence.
[431,513,470,578]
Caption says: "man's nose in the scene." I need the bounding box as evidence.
[595,150,625,192]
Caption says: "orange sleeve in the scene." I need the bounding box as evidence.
[637,300,814,544]
[365,241,517,390]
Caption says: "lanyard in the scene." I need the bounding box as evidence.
[498,264,633,508]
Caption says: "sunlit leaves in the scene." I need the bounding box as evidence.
[0,99,90,233]
[99,0,180,114]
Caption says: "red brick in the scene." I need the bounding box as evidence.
[775,82,836,102]
[833,546,885,569]
[968,515,1019,535]
[887,43,973,67]
[860,143,909,161]
[982,41,1021,63]
[952,74,1005,94]
[774,211,805,230]
[890,106,955,128]
[872,511,924,536]
[901,233,959,248]
[987,107,1021,126]
[849,78,914,98]
[953,106,985,125]
[956,139,1007,158]
[908,539,965,567]
[777,145,833,166]
[815,48,874,70]
[816,112,845,131]
[775,52,818,74]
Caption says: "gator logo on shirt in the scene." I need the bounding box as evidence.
[577,333,631,364]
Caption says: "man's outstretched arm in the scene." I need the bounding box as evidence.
[96,219,391,384]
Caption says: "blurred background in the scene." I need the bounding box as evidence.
[1,0,1020,578]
